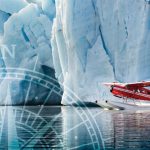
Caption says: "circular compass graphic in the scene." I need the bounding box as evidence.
[0,67,105,150]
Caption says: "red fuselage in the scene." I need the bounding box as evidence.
[111,85,150,101]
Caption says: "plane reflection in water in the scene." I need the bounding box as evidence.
[1,105,150,149]
[93,108,150,150]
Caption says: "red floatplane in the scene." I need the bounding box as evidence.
[103,81,150,109]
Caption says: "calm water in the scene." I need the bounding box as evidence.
[0,106,150,150]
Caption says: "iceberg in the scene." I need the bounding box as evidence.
[0,1,61,105]
[0,0,150,105]
[0,0,28,14]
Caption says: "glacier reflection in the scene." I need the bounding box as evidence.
[0,106,63,149]
[0,106,150,149]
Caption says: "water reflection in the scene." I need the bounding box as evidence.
[0,106,150,149]
[112,111,150,149]
[93,109,150,150]
[0,106,63,149]
[61,107,101,150]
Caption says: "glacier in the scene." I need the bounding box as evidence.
[0,0,61,105]
[0,0,150,105]
[52,0,150,105]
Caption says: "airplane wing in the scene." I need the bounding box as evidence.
[124,81,150,88]
[103,81,150,88]
[103,82,126,87]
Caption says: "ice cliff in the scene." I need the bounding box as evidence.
[52,0,150,104]
[0,0,150,105]
[0,0,61,105]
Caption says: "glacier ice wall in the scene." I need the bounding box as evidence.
[0,0,150,105]
[0,0,62,105]
[52,0,150,104]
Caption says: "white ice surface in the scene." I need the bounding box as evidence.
[52,0,150,104]
[0,0,150,105]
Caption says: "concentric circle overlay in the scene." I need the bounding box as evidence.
[0,68,105,150]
